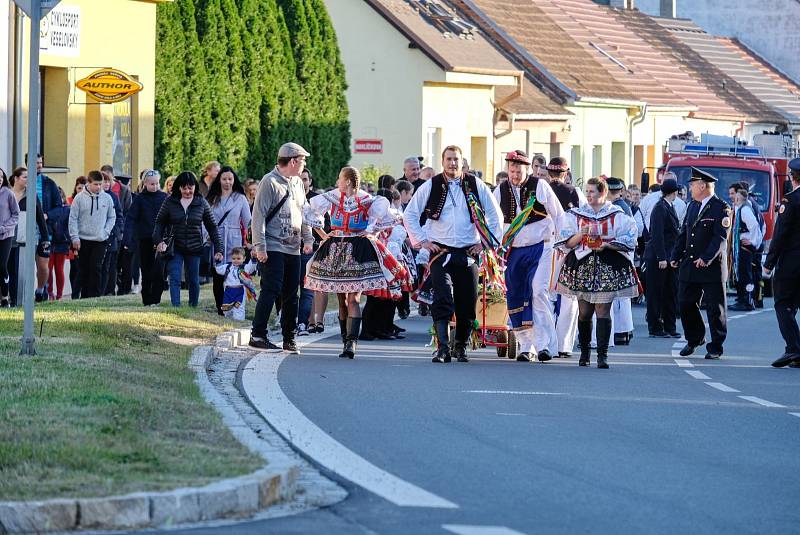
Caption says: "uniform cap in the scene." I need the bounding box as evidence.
[278,142,310,158]
[504,150,531,165]
[788,157,800,172]
[689,167,717,182]
[660,178,679,195]
[606,176,625,191]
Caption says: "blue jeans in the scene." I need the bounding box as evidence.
[297,252,314,326]
[168,252,200,307]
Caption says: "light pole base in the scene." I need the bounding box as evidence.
[20,336,36,356]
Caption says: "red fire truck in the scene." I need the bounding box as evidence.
[661,132,797,245]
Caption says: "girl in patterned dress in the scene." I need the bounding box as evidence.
[555,177,639,369]
[304,167,406,359]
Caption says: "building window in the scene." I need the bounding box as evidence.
[112,99,133,177]
[426,127,441,171]
[570,145,582,185]
[592,145,603,178]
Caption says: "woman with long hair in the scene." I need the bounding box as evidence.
[8,167,48,307]
[304,166,406,359]
[555,177,639,369]
[0,167,19,307]
[205,166,251,314]
[153,171,223,307]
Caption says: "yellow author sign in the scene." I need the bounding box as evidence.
[76,68,143,104]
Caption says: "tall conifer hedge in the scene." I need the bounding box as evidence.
[155,0,351,186]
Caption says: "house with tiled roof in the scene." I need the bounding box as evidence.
[457,0,795,184]
[323,0,571,178]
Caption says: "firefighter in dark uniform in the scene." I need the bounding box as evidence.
[670,167,731,359]
[768,158,800,368]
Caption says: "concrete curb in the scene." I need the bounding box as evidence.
[0,345,299,534]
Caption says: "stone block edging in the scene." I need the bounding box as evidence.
[0,345,299,534]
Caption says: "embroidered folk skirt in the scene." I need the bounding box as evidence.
[305,236,407,299]
[555,249,639,304]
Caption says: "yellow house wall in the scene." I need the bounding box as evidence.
[421,83,497,177]
[324,0,444,178]
[564,105,630,183]
[17,0,157,191]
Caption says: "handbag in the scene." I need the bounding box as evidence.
[155,226,174,261]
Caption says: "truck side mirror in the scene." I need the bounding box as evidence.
[641,171,650,191]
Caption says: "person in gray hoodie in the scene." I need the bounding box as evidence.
[68,170,116,298]
[0,167,19,307]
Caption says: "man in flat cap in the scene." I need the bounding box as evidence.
[670,167,731,359]
[494,150,564,362]
[767,158,800,368]
[644,178,681,338]
[249,142,314,354]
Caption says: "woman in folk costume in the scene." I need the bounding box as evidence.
[494,150,564,363]
[555,177,639,369]
[304,166,406,359]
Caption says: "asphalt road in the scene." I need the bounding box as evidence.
[164,300,800,535]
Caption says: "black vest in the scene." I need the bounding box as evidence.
[498,177,547,225]
[549,180,580,211]
[422,173,483,225]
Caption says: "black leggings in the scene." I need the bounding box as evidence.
[578,300,611,321]
[0,237,12,298]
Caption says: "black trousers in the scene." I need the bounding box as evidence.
[734,247,755,304]
[679,279,727,354]
[645,260,677,334]
[430,248,478,342]
[69,258,80,299]
[0,237,12,298]
[101,247,118,295]
[212,271,225,315]
[138,239,163,306]
[79,240,108,298]
[251,251,300,341]
[116,248,133,294]
[773,276,800,355]
[8,246,19,306]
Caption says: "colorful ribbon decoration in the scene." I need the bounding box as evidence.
[500,194,539,257]
[466,193,505,291]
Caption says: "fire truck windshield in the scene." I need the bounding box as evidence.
[669,166,771,211]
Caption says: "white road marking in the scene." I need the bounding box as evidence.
[674,359,693,368]
[705,382,740,393]
[242,355,458,508]
[738,396,786,408]
[746,310,760,315]
[685,370,711,380]
[443,525,527,535]
[496,412,526,416]
[671,349,682,357]
[729,315,745,320]
[789,413,800,418]
[465,390,567,396]
[672,342,684,348]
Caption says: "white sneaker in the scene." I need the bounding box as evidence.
[297,323,309,336]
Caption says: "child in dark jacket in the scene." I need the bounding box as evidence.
[47,190,71,300]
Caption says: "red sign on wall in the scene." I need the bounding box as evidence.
[354,139,383,154]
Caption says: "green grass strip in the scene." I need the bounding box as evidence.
[0,290,263,500]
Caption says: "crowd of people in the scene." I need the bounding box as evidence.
[1,143,798,369]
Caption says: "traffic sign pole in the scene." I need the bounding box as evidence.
[19,0,42,356]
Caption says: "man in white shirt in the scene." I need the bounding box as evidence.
[404,145,503,363]
[729,183,763,311]
[494,150,564,362]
